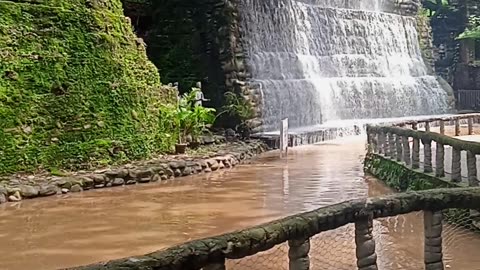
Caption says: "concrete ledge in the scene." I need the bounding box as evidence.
[364,153,462,191]
[252,126,361,149]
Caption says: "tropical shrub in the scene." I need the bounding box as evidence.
[159,88,216,145]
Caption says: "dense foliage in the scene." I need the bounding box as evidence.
[0,0,176,174]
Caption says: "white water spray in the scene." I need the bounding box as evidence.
[240,0,450,131]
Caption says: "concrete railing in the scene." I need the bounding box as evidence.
[367,123,480,186]
[69,188,480,270]
[388,113,480,136]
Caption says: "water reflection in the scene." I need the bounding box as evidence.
[0,136,479,269]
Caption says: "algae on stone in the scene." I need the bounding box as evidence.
[0,0,177,174]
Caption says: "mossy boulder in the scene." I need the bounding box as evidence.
[0,0,177,174]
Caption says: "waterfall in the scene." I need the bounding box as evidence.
[239,0,450,131]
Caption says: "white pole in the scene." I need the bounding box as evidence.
[280,118,289,156]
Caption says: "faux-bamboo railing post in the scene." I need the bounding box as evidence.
[467,151,478,187]
[451,147,462,182]
[378,131,386,155]
[439,120,445,135]
[396,134,402,161]
[355,214,378,270]
[422,138,433,173]
[468,117,474,135]
[371,133,378,153]
[424,211,444,270]
[402,136,410,165]
[425,121,431,132]
[412,136,420,169]
[455,119,460,136]
[435,142,445,177]
[203,259,226,270]
[289,238,310,270]
[388,133,395,158]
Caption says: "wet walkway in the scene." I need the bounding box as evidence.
[0,136,480,269]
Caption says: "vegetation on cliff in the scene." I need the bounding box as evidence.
[0,0,177,174]
[458,15,480,40]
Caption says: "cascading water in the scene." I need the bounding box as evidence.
[240,0,451,132]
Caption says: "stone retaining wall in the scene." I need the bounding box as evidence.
[0,140,267,204]
[364,153,460,191]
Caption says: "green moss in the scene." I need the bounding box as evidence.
[364,153,460,191]
[0,0,177,174]
[364,153,480,233]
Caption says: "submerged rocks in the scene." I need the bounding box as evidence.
[70,184,83,193]
[0,194,6,204]
[169,161,186,170]
[182,167,193,176]
[112,178,125,186]
[0,186,7,197]
[80,177,94,190]
[0,140,268,204]
[8,194,21,202]
[39,185,57,197]
[105,169,128,179]
[19,185,39,198]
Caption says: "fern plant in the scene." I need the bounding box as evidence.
[219,92,255,138]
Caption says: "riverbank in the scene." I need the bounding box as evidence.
[0,140,268,204]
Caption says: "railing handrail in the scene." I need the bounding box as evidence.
[388,113,480,127]
[70,187,480,270]
[367,125,480,154]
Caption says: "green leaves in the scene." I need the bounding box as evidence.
[457,16,480,40]
[159,88,216,144]
[422,0,455,17]
[222,92,254,120]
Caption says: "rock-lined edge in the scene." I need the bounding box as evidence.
[0,141,267,204]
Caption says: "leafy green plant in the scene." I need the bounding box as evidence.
[423,0,453,17]
[219,92,255,138]
[221,92,255,120]
[458,16,480,40]
[160,88,216,145]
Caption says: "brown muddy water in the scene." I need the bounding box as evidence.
[1,136,480,270]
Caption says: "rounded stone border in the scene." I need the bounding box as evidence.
[0,141,268,204]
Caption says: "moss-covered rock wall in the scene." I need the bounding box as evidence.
[364,153,459,191]
[0,0,177,174]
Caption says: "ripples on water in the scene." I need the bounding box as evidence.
[0,136,480,269]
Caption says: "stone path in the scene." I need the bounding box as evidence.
[0,140,267,204]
